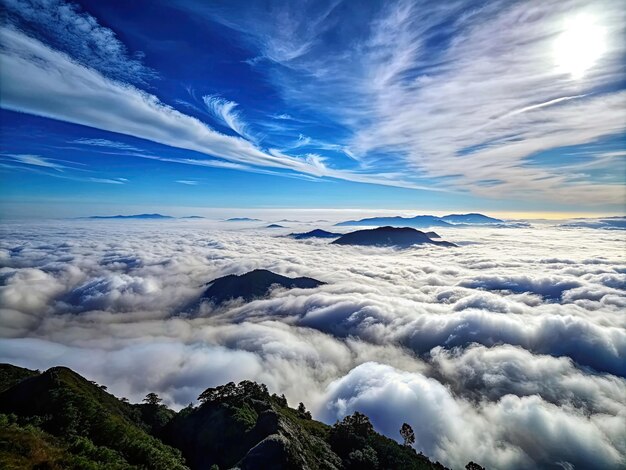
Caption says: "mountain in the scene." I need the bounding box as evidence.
[267,224,285,228]
[225,217,261,222]
[0,363,39,393]
[181,216,206,219]
[0,363,464,470]
[336,213,504,228]
[201,269,324,304]
[332,227,457,248]
[560,217,626,230]
[163,381,451,470]
[289,229,342,239]
[336,215,452,228]
[441,213,503,224]
[425,231,441,239]
[0,363,187,469]
[87,213,174,219]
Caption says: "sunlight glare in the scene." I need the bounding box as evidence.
[554,14,607,79]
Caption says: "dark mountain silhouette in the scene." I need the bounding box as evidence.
[202,269,324,304]
[0,363,465,470]
[560,217,626,230]
[425,231,441,238]
[332,227,457,248]
[266,224,285,228]
[225,217,261,222]
[441,213,503,224]
[289,229,342,239]
[336,215,452,228]
[87,213,174,219]
[336,213,504,228]
[181,216,206,219]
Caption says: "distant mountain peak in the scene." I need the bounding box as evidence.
[86,213,173,219]
[332,226,456,248]
[336,215,451,228]
[202,269,324,304]
[441,213,503,224]
[336,213,503,227]
[288,229,342,239]
[225,217,261,222]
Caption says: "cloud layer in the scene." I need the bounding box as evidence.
[2,0,624,207]
[187,0,626,204]
[0,220,624,469]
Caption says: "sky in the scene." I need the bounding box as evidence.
[0,0,625,218]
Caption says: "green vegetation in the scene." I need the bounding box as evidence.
[0,365,187,469]
[0,363,39,393]
[0,363,484,469]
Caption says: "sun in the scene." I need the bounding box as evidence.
[553,13,607,79]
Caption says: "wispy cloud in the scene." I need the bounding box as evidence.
[0,154,128,184]
[3,0,155,84]
[202,94,249,138]
[286,134,357,161]
[2,153,70,172]
[175,180,199,185]
[197,0,625,205]
[71,138,142,152]
[0,153,126,184]
[0,24,419,191]
[2,0,624,206]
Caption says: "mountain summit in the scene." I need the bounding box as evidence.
[0,363,467,470]
[336,213,503,228]
[288,229,342,239]
[440,213,503,224]
[201,269,324,304]
[332,226,457,248]
[87,213,174,219]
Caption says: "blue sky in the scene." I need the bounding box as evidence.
[0,0,625,218]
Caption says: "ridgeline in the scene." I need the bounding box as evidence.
[0,363,484,470]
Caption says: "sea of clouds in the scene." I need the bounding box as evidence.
[0,219,624,469]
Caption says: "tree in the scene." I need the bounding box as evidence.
[143,392,162,406]
[197,380,272,406]
[465,462,486,470]
[337,411,374,437]
[399,422,415,447]
[347,445,379,470]
[297,402,312,419]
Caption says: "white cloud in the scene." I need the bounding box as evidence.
[200,0,626,204]
[0,153,126,184]
[0,26,420,190]
[0,221,624,469]
[202,94,249,138]
[71,138,142,152]
[1,153,78,172]
[3,0,155,83]
[321,362,625,469]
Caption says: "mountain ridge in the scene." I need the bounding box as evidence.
[336,213,503,228]
[0,363,483,470]
[202,269,324,304]
[288,229,342,239]
[85,213,174,219]
[332,227,457,248]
